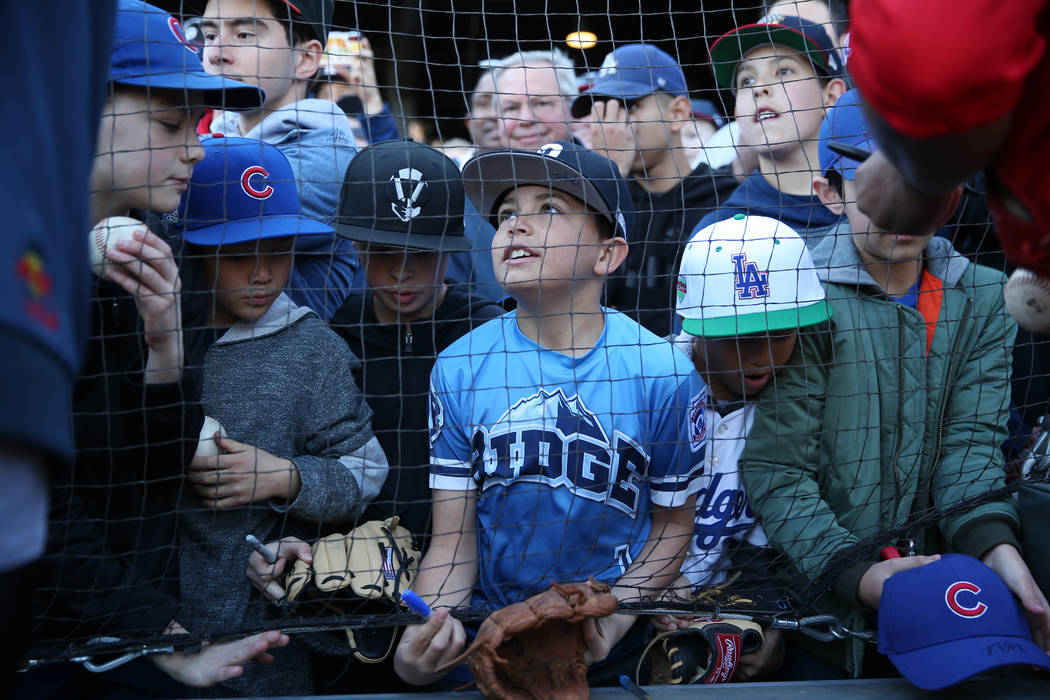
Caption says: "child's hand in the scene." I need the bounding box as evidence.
[982,543,1050,652]
[103,227,183,383]
[589,99,637,178]
[858,554,942,609]
[735,627,782,682]
[393,609,467,686]
[152,624,289,687]
[582,612,634,666]
[246,537,312,602]
[188,436,301,508]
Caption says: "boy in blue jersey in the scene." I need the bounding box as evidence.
[392,141,706,686]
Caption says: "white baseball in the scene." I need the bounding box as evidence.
[89,216,146,277]
[1004,268,1050,334]
[195,416,229,458]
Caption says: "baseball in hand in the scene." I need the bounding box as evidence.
[1004,268,1050,334]
[195,416,229,458]
[89,216,146,277]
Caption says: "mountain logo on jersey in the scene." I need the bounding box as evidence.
[472,388,649,514]
[731,253,769,300]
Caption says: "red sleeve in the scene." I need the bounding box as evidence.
[849,0,1046,139]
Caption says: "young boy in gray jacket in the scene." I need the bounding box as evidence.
[178,136,388,696]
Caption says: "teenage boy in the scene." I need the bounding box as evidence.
[178,136,387,696]
[392,141,706,687]
[330,140,503,540]
[199,0,361,319]
[654,213,833,680]
[738,90,1049,678]
[19,3,287,698]
[695,14,846,236]
[572,43,738,336]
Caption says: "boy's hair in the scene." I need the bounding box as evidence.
[260,0,318,47]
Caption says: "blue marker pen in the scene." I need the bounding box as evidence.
[402,589,432,620]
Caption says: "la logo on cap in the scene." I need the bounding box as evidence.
[732,254,770,300]
[945,581,988,619]
[240,165,274,199]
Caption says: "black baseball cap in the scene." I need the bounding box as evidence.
[334,139,471,252]
[271,0,333,45]
[461,141,633,241]
[710,14,843,90]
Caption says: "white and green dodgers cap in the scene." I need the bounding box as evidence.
[677,213,831,337]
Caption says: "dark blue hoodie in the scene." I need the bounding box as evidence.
[694,171,843,236]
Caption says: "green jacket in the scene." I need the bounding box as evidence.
[739,229,1019,675]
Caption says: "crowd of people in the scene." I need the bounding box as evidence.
[5,0,1050,697]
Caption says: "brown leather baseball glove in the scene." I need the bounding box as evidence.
[441,579,619,700]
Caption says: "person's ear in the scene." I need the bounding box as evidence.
[812,175,845,216]
[665,96,692,133]
[594,237,629,277]
[821,77,847,108]
[294,38,324,81]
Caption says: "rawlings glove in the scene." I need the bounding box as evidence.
[639,617,764,684]
[283,516,421,662]
[439,579,618,700]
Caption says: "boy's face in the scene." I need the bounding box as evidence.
[733,46,834,157]
[92,89,206,216]
[594,94,690,176]
[200,0,297,111]
[359,243,448,323]
[827,176,936,268]
[692,329,799,401]
[492,185,608,294]
[202,237,293,327]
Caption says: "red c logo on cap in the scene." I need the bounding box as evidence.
[240,166,274,199]
[168,17,198,55]
[946,581,988,618]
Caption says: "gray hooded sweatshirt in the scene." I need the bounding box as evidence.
[180,293,387,695]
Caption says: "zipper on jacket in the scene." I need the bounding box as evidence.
[403,324,413,354]
[890,305,905,506]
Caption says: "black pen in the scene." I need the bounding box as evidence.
[827,140,871,163]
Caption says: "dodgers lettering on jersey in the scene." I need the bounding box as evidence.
[429,310,705,607]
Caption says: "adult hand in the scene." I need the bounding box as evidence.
[246,537,313,602]
[982,543,1050,653]
[102,227,183,383]
[188,436,301,508]
[854,150,962,237]
[589,99,637,178]
[857,554,941,609]
[736,628,782,682]
[341,36,383,115]
[393,609,467,686]
[152,625,289,688]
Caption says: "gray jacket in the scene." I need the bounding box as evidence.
[212,100,362,320]
[180,294,387,695]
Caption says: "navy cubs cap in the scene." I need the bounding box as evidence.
[462,141,633,241]
[334,139,471,252]
[710,13,843,90]
[878,554,1050,690]
[110,0,263,109]
[571,43,687,119]
[178,137,333,246]
[818,89,876,180]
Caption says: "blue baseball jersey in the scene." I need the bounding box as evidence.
[429,309,707,608]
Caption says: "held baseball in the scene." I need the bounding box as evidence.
[195,416,229,458]
[89,216,146,277]
[1004,268,1050,334]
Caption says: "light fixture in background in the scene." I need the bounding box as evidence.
[565,31,598,50]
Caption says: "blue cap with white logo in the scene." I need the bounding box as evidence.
[110,0,264,110]
[571,43,687,118]
[462,140,633,241]
[878,554,1050,690]
[178,137,333,246]
[818,89,876,180]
